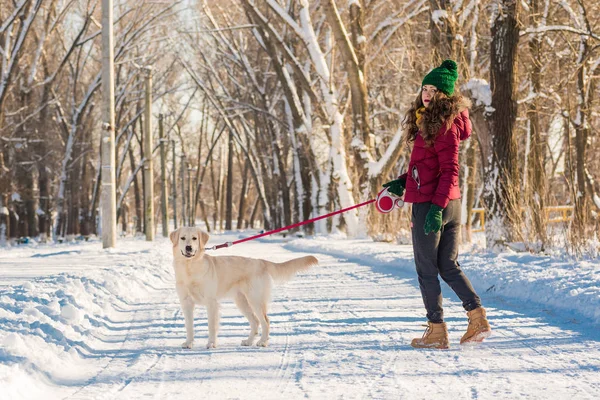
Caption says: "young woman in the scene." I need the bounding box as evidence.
[383,60,491,349]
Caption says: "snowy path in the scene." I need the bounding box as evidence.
[1,237,600,399]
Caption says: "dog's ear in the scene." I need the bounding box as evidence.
[169,229,179,246]
[198,229,209,247]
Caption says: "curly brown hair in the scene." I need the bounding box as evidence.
[402,90,472,147]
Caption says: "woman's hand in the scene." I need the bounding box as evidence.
[424,204,444,235]
[382,177,406,197]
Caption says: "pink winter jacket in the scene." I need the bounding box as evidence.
[399,109,472,209]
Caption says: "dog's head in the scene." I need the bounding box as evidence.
[169,227,210,260]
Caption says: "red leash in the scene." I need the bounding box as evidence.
[205,198,376,250]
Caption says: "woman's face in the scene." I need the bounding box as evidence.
[421,85,438,108]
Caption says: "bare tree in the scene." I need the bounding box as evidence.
[483,0,522,249]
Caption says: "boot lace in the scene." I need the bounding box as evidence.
[420,324,432,339]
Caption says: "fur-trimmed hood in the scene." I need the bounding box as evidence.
[454,109,472,141]
[419,95,472,145]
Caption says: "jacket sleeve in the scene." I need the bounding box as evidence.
[432,125,460,209]
[397,172,408,182]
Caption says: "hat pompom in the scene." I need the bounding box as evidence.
[441,59,457,72]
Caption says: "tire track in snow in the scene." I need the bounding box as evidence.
[64,304,142,400]
[273,315,293,393]
[272,298,307,397]
[287,252,484,399]
[488,315,600,397]
[116,354,163,393]
[340,269,471,399]
[345,306,406,399]
[113,305,180,396]
[64,289,179,400]
[282,255,415,399]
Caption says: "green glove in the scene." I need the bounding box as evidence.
[382,177,406,197]
[423,204,444,235]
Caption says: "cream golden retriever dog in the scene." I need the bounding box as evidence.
[170,227,317,349]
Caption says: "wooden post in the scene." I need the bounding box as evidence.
[181,155,187,227]
[171,140,178,230]
[143,68,154,241]
[101,0,117,248]
[225,129,233,230]
[187,165,192,226]
[159,114,169,237]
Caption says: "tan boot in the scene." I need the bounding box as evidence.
[460,307,491,344]
[411,322,449,349]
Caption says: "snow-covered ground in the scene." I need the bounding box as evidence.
[1,232,599,399]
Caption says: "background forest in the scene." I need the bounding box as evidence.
[0,0,599,256]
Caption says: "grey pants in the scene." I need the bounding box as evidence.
[411,199,481,323]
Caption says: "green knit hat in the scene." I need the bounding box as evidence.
[422,59,459,96]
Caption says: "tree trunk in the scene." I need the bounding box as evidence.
[271,125,291,229]
[143,70,154,241]
[571,38,592,249]
[526,0,548,249]
[0,151,11,243]
[128,146,143,234]
[171,140,178,231]
[181,155,187,227]
[80,155,92,237]
[225,129,233,230]
[237,160,249,230]
[219,153,226,231]
[323,0,372,202]
[209,153,218,231]
[0,197,8,245]
[159,114,169,237]
[24,166,39,238]
[483,0,522,249]
[90,154,101,236]
[9,207,19,239]
[464,140,477,242]
[248,196,260,230]
[36,75,52,241]
[37,164,50,240]
[67,172,76,236]
[429,0,458,63]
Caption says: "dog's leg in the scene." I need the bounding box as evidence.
[235,292,259,346]
[180,297,195,349]
[206,300,220,349]
[250,297,270,347]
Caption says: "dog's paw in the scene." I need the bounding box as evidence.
[256,339,269,347]
[206,341,217,349]
[181,340,194,349]
[241,338,254,346]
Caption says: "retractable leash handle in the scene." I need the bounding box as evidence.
[375,187,404,213]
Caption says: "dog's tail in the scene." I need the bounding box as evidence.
[267,255,317,282]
